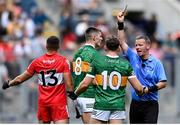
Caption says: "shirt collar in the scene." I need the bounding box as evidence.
[46,51,57,56]
[85,43,95,48]
[147,55,153,62]
[106,54,119,58]
[141,55,153,62]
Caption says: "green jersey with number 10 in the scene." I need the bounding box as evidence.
[72,45,99,98]
[87,55,133,111]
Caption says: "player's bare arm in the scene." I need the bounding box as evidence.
[9,71,33,86]
[128,76,143,95]
[64,72,74,92]
[75,76,93,96]
[2,71,33,90]
[117,10,128,52]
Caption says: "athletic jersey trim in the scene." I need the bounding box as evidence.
[84,43,95,48]
[106,54,119,58]
[86,74,95,78]
[128,75,136,79]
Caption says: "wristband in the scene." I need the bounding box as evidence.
[148,85,158,92]
[117,22,124,30]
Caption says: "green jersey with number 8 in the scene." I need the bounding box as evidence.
[72,45,99,98]
[87,55,134,110]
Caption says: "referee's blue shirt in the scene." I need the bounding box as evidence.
[125,47,167,101]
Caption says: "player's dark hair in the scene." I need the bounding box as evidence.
[46,36,60,51]
[105,35,120,51]
[85,27,101,41]
[136,35,151,45]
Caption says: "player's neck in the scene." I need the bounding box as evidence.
[85,41,95,48]
[106,51,118,57]
[46,50,57,55]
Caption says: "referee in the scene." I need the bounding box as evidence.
[117,10,167,123]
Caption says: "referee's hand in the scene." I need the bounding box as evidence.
[2,80,10,90]
[117,10,125,22]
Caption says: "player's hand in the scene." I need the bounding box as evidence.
[143,87,149,94]
[138,86,149,97]
[2,80,10,90]
[137,86,148,97]
[67,91,78,100]
[117,10,125,22]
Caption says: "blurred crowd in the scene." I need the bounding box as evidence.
[0,0,180,123]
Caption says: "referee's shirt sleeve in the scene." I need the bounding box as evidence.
[155,60,167,82]
[124,47,137,63]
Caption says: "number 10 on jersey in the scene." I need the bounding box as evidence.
[102,71,122,90]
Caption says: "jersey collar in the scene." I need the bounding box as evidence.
[148,55,153,62]
[46,51,57,56]
[141,54,153,62]
[85,43,95,48]
[145,55,153,62]
[106,54,119,58]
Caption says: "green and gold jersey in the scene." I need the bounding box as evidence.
[87,55,133,110]
[72,45,99,98]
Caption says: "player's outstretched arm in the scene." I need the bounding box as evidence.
[128,76,143,95]
[2,71,33,90]
[117,10,128,52]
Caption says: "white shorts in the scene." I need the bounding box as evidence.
[91,109,126,122]
[75,97,95,115]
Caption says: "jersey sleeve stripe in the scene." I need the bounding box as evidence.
[72,61,90,72]
[86,74,95,78]
[128,75,136,79]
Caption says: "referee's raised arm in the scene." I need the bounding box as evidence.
[117,10,128,53]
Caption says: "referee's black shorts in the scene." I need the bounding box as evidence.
[129,100,159,124]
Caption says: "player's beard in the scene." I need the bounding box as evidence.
[95,42,102,50]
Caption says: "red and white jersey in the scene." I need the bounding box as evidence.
[27,52,70,106]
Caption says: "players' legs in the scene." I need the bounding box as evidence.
[91,109,109,124]
[76,97,95,123]
[109,119,123,124]
[54,119,69,124]
[109,111,125,124]
[51,105,69,124]
[90,117,107,124]
[38,120,51,124]
[37,105,51,124]
[81,112,91,123]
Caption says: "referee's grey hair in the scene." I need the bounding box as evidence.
[135,35,151,44]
